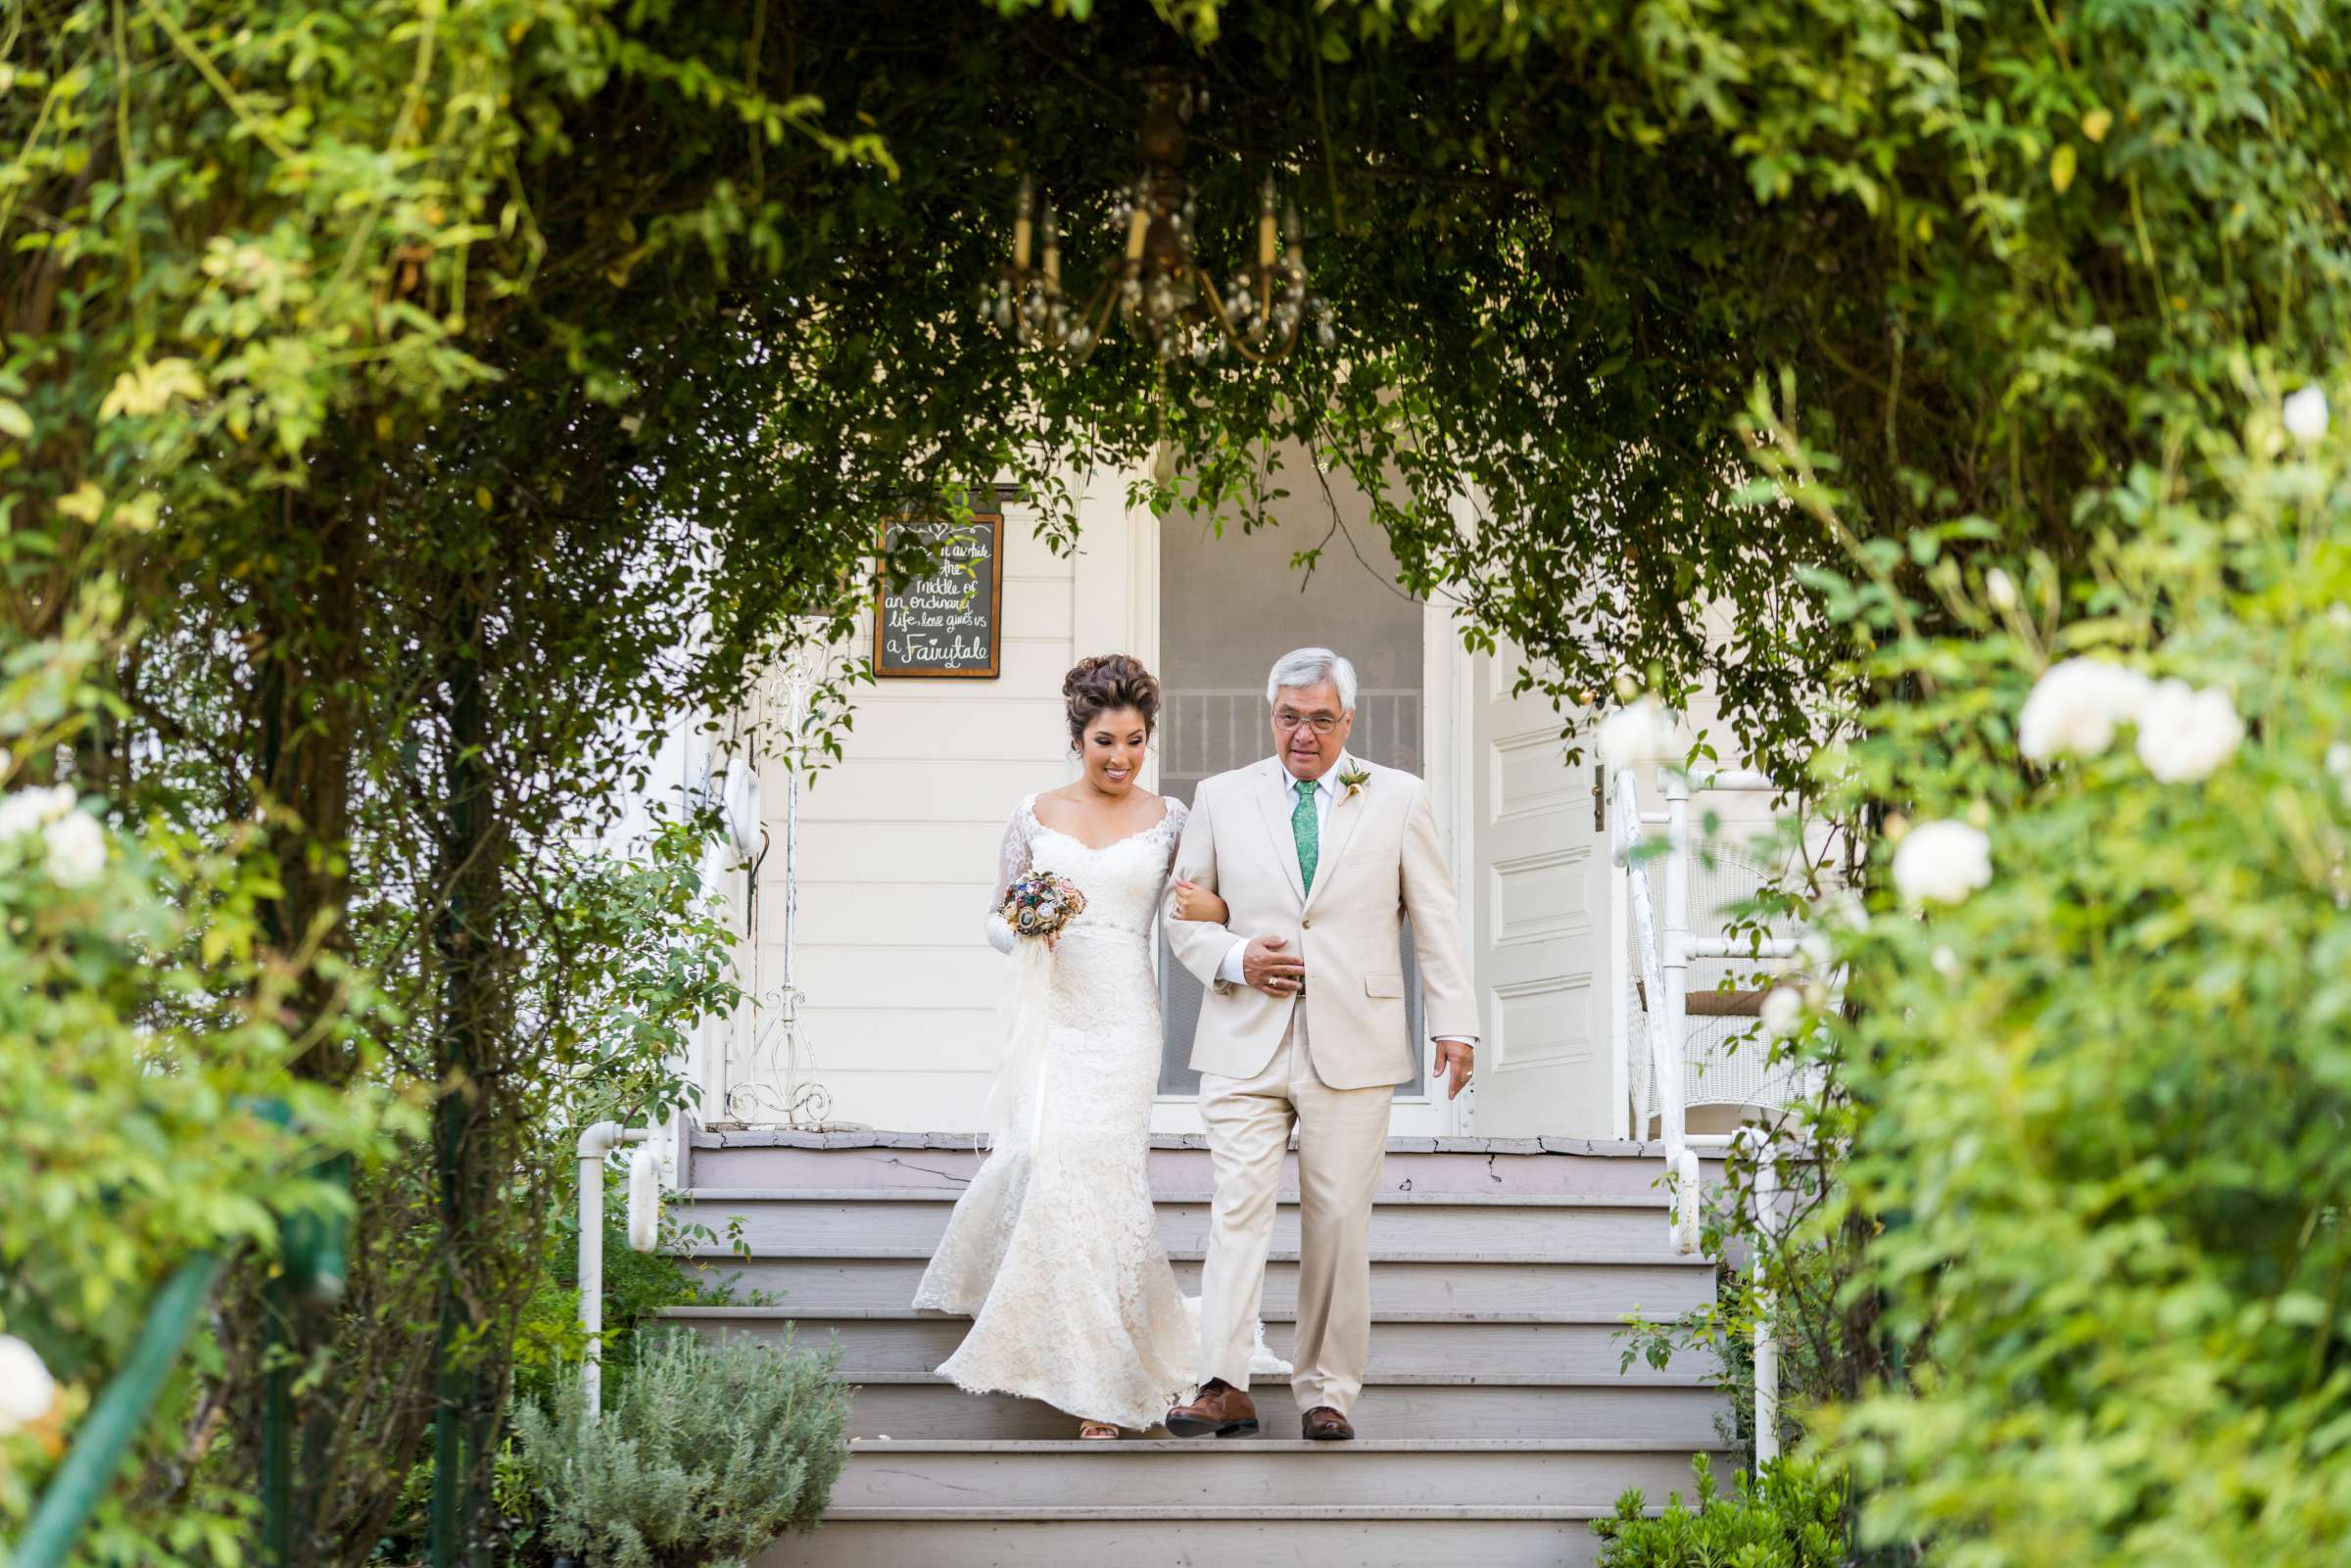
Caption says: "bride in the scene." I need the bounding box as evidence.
[914,654,1251,1440]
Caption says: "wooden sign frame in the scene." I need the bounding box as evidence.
[873,510,1006,680]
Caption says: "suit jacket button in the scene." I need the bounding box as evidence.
[1302,918,1313,929]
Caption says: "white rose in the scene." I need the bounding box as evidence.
[2283,386,2329,445]
[1759,986,1805,1040]
[2018,657,2152,763]
[1892,820,1992,906]
[1932,944,1963,979]
[1596,696,1677,770]
[2135,681,2244,783]
[0,784,76,840]
[1815,888,1869,932]
[0,1334,57,1435]
[43,810,107,888]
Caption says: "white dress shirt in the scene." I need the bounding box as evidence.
[1211,755,1473,1048]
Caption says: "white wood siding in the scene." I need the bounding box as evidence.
[746,482,1147,1132]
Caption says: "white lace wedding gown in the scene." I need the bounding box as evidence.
[912,795,1197,1429]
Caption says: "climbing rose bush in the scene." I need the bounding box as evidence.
[1805,385,2351,1565]
[0,594,408,1547]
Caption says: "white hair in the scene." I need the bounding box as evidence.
[1266,646,1359,710]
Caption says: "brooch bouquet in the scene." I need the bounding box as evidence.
[1001,870,1087,941]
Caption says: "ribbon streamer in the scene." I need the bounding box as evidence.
[980,937,1056,1152]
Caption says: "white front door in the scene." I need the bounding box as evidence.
[1463,647,1615,1138]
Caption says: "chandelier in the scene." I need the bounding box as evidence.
[984,74,1334,367]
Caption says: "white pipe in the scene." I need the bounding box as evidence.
[1746,1128,1782,1465]
[1676,935,1801,962]
[1689,768,1780,793]
[577,1120,652,1420]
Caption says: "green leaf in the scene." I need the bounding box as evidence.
[2050,143,2078,194]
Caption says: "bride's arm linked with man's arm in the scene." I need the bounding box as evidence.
[1164,784,1231,980]
[1165,777,1301,1000]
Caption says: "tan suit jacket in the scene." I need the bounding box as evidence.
[1166,755,1477,1090]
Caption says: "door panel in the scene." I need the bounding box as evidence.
[1469,650,1612,1137]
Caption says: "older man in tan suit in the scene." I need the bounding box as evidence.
[1163,647,1478,1442]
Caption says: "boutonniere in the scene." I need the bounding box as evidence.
[1337,763,1370,801]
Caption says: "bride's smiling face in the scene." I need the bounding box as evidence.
[1080,705,1151,795]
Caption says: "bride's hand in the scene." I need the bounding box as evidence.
[1171,879,1228,925]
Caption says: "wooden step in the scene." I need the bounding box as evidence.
[828,1438,1731,1510]
[675,1189,1695,1260]
[753,1506,1628,1567]
[687,1130,1731,1201]
[665,1308,1722,1383]
[690,1250,1699,1317]
[837,1375,1729,1443]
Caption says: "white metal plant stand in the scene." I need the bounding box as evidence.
[722,637,845,1127]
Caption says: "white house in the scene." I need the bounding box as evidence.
[639,455,1817,1563]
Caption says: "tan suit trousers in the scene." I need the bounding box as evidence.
[1195,1001,1392,1415]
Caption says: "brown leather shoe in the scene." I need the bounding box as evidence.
[1166,1378,1259,1439]
[1301,1405,1355,1442]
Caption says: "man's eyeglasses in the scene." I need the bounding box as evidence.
[1273,710,1343,736]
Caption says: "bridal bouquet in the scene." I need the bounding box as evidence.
[1001,870,1086,941]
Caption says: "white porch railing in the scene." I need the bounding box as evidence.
[1608,762,1796,1464]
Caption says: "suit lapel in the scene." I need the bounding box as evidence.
[1300,754,1367,917]
[1249,757,1308,905]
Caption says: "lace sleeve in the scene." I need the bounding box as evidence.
[1161,797,1190,874]
[984,797,1036,955]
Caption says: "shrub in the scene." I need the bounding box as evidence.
[0,589,408,1560]
[1594,1453,1849,1568]
[1788,385,2351,1564]
[511,1329,847,1568]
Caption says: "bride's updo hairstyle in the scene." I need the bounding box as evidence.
[1063,654,1161,750]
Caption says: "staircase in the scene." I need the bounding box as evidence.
[666,1131,1733,1568]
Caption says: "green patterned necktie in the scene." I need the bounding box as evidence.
[1292,777,1319,895]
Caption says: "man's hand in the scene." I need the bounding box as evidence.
[1241,934,1306,997]
[1434,1039,1474,1100]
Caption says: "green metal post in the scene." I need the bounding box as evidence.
[261,1272,292,1568]
[15,1255,224,1568]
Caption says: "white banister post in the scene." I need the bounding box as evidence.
[1659,771,1700,1251]
[1660,770,1691,1156]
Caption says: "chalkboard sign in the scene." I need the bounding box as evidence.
[874,512,1004,679]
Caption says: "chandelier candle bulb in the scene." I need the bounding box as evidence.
[1041,202,1059,286]
[1013,177,1033,271]
[1126,180,1152,261]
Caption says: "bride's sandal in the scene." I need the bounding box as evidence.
[1077,1421,1120,1441]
